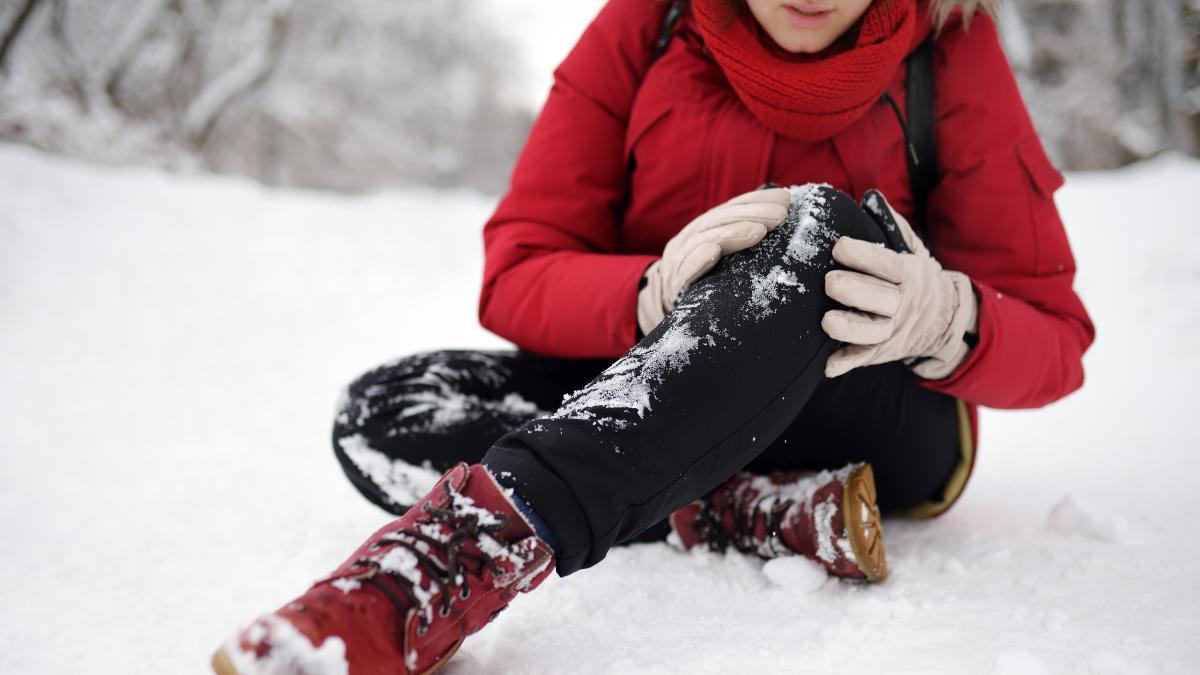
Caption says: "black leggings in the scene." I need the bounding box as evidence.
[332,186,962,575]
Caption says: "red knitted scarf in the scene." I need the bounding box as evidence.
[693,0,918,141]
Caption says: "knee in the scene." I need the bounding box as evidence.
[681,185,889,320]
[771,184,888,273]
[824,186,889,241]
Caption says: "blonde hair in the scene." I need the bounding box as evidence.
[932,0,999,30]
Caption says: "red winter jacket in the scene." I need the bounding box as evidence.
[480,1,1094,433]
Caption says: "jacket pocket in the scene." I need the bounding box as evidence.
[1016,138,1064,197]
[624,104,672,168]
[1016,138,1073,275]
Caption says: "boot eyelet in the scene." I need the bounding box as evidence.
[459,586,471,600]
[439,605,451,617]
[416,623,428,636]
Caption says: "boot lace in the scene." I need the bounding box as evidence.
[348,480,509,635]
[693,488,792,557]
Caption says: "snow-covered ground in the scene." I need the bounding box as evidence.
[1,143,1198,674]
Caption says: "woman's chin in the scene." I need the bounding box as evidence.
[771,31,837,54]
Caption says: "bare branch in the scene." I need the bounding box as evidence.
[183,5,289,146]
[0,0,43,74]
[102,0,169,111]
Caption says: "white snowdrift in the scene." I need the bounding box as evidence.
[1,145,1197,674]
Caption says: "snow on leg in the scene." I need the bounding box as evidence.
[485,185,896,575]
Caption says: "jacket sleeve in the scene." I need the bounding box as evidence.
[919,15,1096,409]
[478,0,666,358]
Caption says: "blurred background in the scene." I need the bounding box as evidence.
[1,0,1197,195]
[3,3,1200,673]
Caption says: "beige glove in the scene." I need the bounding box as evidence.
[638,187,791,335]
[821,195,978,380]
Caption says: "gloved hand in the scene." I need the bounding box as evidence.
[821,192,978,380]
[638,187,791,335]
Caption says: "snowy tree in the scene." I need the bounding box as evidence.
[1000,0,1200,168]
[0,0,40,74]
[0,0,531,193]
[1,0,1197,185]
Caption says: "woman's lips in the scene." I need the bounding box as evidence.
[782,2,834,29]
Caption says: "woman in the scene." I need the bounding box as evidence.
[214,0,1094,673]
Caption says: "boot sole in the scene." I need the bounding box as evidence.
[210,648,237,675]
[843,464,888,582]
[211,638,462,675]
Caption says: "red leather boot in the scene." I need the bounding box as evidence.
[670,463,887,581]
[212,463,555,675]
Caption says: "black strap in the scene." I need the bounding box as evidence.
[905,35,938,234]
[654,1,684,61]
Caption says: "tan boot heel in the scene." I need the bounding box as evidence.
[843,464,888,582]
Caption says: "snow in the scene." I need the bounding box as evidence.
[1046,495,1130,543]
[223,615,348,675]
[784,183,836,264]
[550,320,701,428]
[181,24,276,139]
[812,496,841,564]
[551,183,831,430]
[745,463,855,506]
[996,650,1054,675]
[305,474,539,630]
[362,378,542,436]
[337,434,442,508]
[552,184,837,432]
[762,556,829,594]
[728,466,859,561]
[1,145,1199,674]
[374,545,438,623]
[748,265,804,318]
